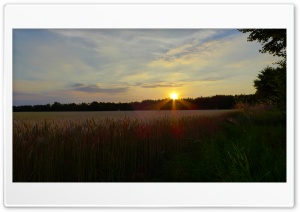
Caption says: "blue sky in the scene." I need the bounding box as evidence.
[13,29,278,106]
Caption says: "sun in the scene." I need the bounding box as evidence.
[170,92,179,100]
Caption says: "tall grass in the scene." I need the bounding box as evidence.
[157,107,286,182]
[13,112,233,182]
[13,108,286,182]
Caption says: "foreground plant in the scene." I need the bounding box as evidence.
[13,112,233,182]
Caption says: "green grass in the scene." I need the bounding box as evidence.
[13,110,286,182]
[155,111,286,182]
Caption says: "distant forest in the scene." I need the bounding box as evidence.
[13,94,256,112]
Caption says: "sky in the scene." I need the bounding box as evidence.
[13,29,278,106]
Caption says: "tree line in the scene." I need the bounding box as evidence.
[13,94,255,112]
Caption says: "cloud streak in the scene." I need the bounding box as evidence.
[70,83,129,94]
[13,29,278,105]
[139,82,184,88]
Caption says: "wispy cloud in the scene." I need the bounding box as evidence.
[13,29,278,105]
[70,83,129,94]
[139,82,184,88]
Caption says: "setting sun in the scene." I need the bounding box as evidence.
[170,93,179,100]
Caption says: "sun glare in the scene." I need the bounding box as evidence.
[170,93,178,100]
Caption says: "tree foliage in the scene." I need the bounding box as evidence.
[254,66,286,104]
[239,29,286,109]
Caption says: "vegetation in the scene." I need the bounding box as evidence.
[13,107,286,182]
[13,111,231,182]
[254,66,286,107]
[12,29,287,182]
[239,29,286,110]
[158,103,286,182]
[13,94,255,112]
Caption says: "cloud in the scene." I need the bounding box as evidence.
[148,38,227,69]
[70,83,129,94]
[13,91,33,98]
[71,83,86,87]
[13,29,279,105]
[139,82,184,88]
[180,77,222,83]
[13,80,68,94]
[147,32,278,84]
[135,78,222,89]
[13,90,66,106]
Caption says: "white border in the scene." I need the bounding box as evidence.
[3,4,294,207]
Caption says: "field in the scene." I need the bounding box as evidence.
[13,109,286,182]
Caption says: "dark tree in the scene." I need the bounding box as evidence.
[90,101,100,110]
[79,102,90,111]
[254,66,277,99]
[253,66,286,109]
[51,102,62,111]
[14,95,256,112]
[239,29,286,109]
